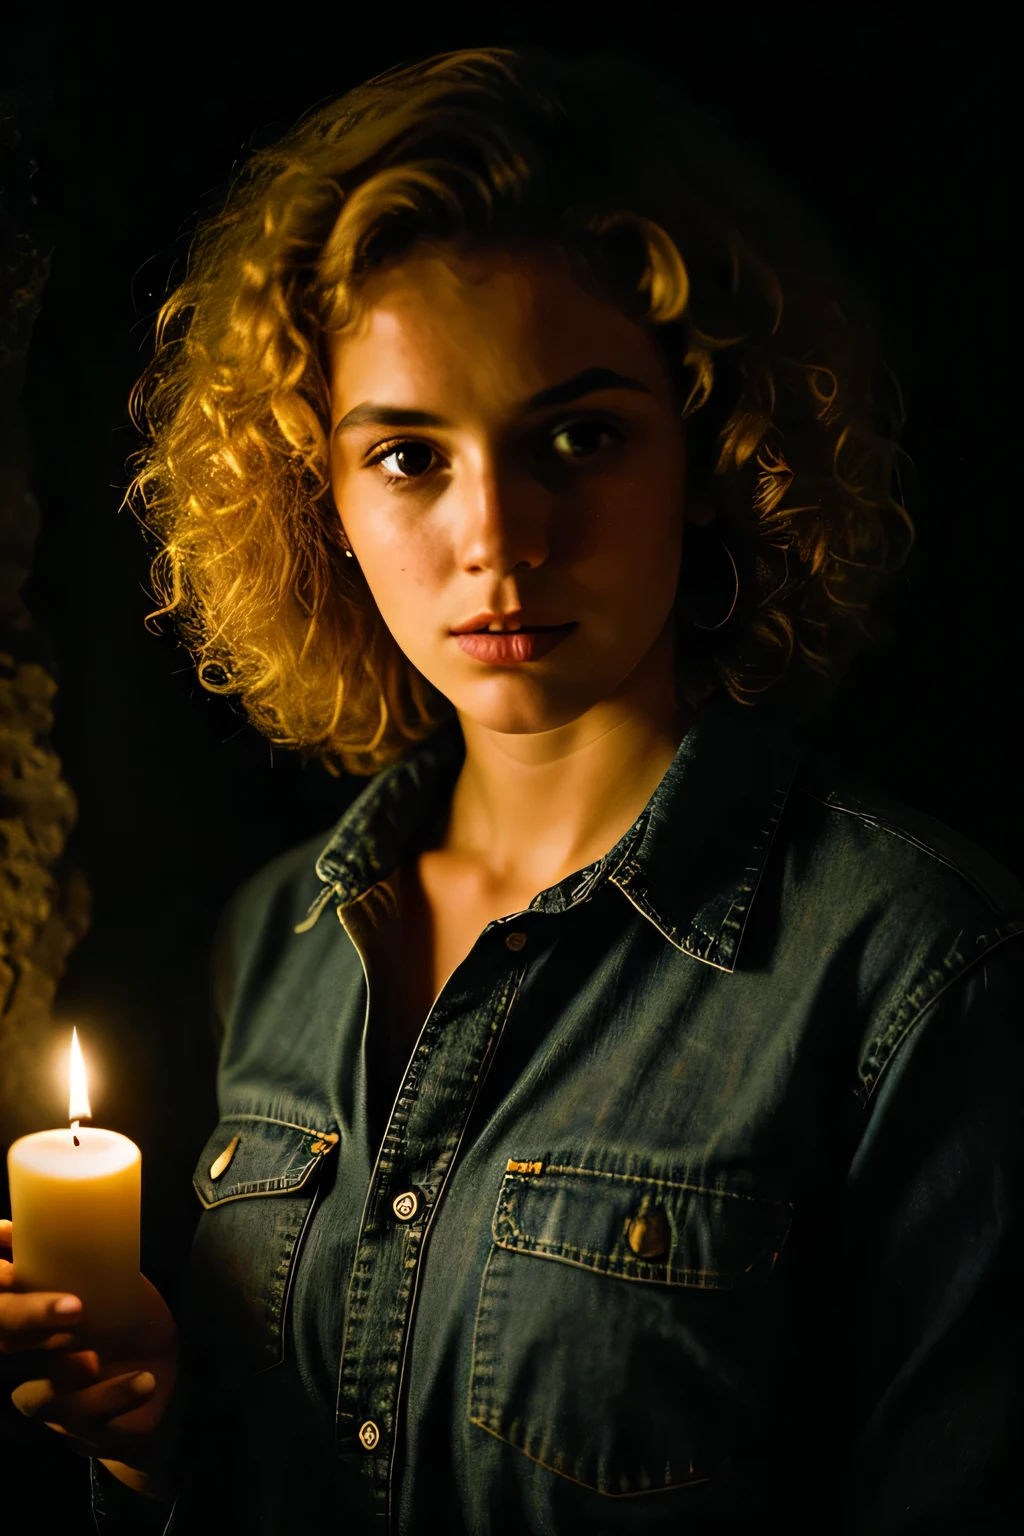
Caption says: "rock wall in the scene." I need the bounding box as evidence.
[0,83,90,1136]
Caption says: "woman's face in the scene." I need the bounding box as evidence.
[327,240,709,736]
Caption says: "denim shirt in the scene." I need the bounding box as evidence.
[91,691,1023,1535]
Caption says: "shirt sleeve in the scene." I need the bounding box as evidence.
[89,1459,177,1534]
[841,930,1023,1534]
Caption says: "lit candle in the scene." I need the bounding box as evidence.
[6,1028,143,1335]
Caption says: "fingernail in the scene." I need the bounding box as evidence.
[131,1372,156,1395]
[53,1296,82,1315]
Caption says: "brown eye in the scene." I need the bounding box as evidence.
[371,441,436,483]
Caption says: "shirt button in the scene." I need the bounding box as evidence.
[505,931,527,952]
[392,1189,420,1221]
[358,1420,380,1451]
[626,1205,671,1259]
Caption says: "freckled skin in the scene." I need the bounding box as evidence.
[327,242,715,890]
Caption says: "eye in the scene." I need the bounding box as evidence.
[549,420,621,461]
[368,440,437,485]
[368,414,626,485]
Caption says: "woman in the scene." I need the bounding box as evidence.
[2,43,1020,1535]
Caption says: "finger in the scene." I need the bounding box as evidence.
[0,1296,82,1357]
[39,1419,100,1456]
[0,1345,96,1398]
[40,1350,102,1394]
[12,1368,156,1432]
[4,1328,83,1354]
[0,1291,83,1353]
[0,1290,81,1334]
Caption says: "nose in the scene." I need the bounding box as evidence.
[453,457,551,578]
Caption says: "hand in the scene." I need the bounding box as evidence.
[1,1217,179,1493]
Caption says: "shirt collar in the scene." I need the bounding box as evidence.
[299,691,804,973]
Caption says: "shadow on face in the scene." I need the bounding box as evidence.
[327,241,711,738]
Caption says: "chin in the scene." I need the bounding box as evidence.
[448,672,607,736]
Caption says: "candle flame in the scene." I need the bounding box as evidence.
[68,1027,91,1123]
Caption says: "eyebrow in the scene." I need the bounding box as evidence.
[331,366,653,439]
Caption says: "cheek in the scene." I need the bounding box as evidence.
[331,465,436,605]
[576,478,683,586]
[355,523,444,644]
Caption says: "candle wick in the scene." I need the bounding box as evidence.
[71,1118,80,1147]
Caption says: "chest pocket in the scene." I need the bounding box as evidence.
[186,1114,338,1383]
[468,1161,794,1498]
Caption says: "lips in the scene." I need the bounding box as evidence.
[454,623,577,664]
[450,612,561,634]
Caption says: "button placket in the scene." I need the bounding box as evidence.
[334,954,528,1511]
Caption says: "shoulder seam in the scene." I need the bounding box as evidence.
[856,924,1024,1108]
[793,781,1017,918]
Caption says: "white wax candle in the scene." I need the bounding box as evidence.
[7,1126,143,1333]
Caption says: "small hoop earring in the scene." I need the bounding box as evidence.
[679,409,738,632]
[688,535,739,631]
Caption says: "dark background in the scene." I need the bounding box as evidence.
[1,5,1016,1525]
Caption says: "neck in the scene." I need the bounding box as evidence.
[443,623,695,894]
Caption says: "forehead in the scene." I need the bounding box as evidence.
[326,242,658,397]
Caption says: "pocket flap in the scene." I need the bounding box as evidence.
[193,1114,339,1209]
[494,1162,793,1289]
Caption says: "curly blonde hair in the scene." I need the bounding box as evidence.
[126,44,914,776]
